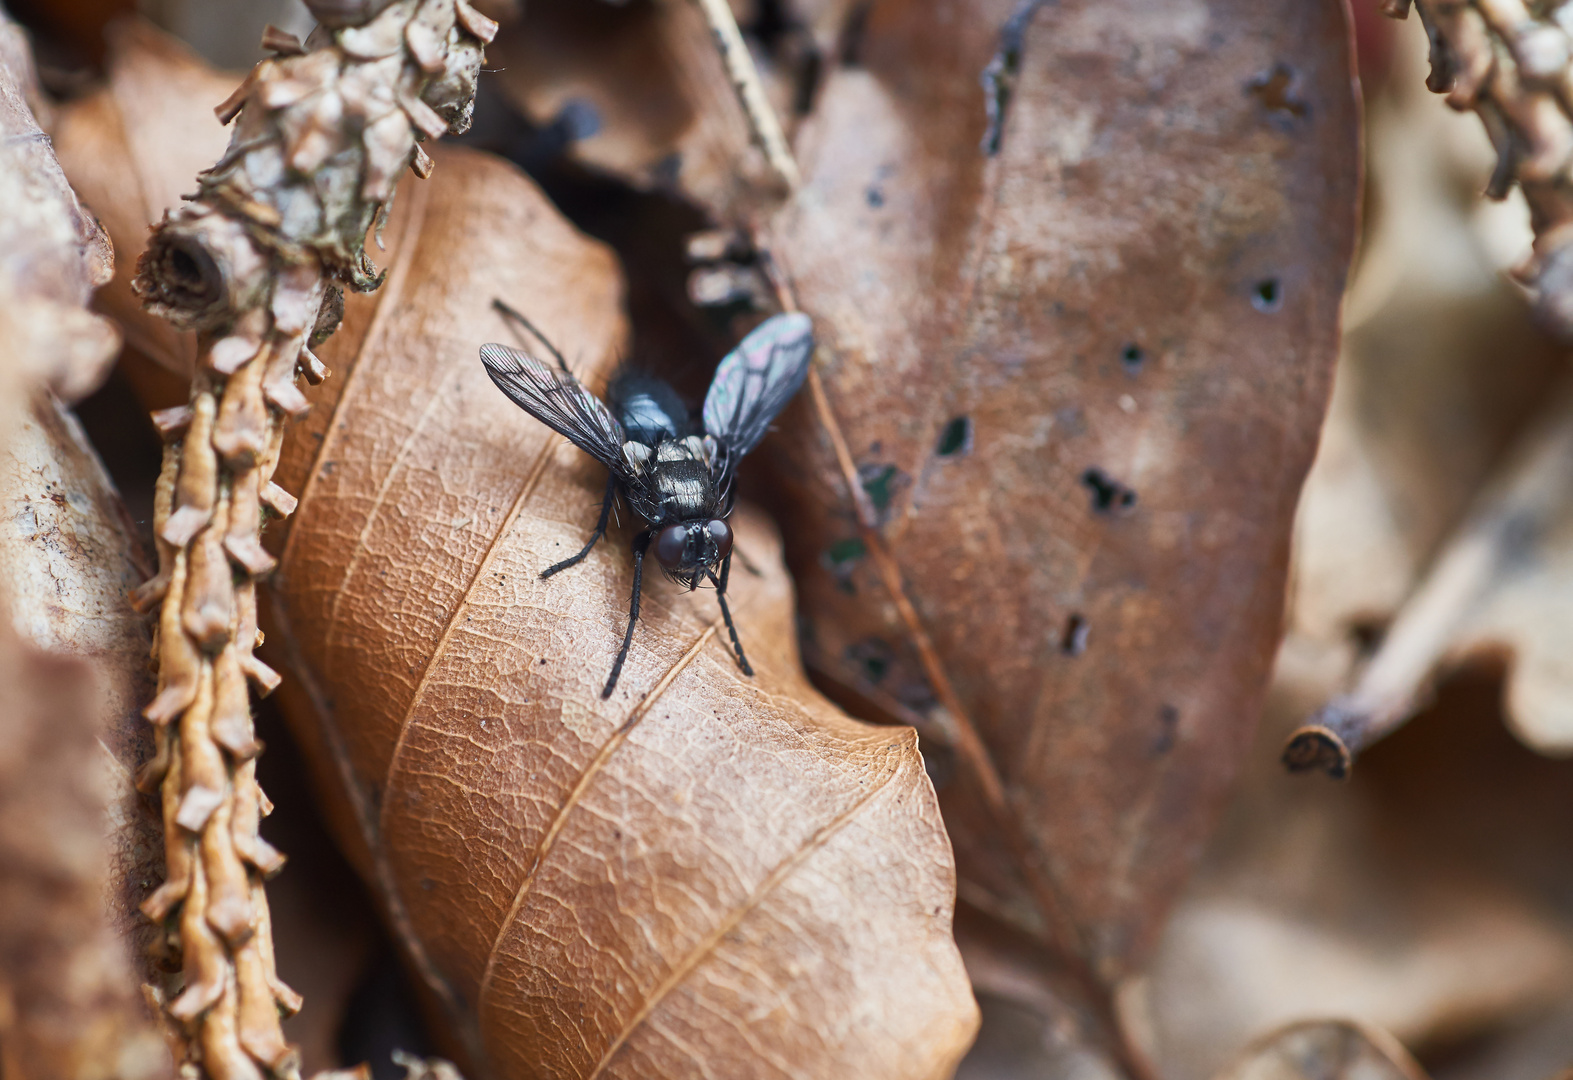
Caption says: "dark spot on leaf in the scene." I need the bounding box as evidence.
[1152,705,1180,756]
[866,185,885,208]
[1061,614,1089,656]
[1121,343,1146,372]
[828,537,867,565]
[1247,63,1309,120]
[846,637,894,684]
[1252,277,1283,312]
[1081,468,1136,513]
[859,463,900,510]
[936,416,972,456]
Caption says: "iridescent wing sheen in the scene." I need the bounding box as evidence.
[480,342,630,477]
[702,313,814,471]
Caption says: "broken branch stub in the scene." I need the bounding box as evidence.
[128,3,494,1076]
[1286,381,1573,777]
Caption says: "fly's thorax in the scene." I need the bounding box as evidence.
[653,443,715,521]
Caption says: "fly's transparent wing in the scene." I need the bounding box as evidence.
[702,313,814,464]
[480,343,628,474]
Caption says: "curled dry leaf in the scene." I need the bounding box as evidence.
[254,146,977,1079]
[0,393,173,1080]
[0,7,120,401]
[754,0,1359,1015]
[1212,1020,1427,1080]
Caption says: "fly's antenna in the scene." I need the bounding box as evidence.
[492,298,571,373]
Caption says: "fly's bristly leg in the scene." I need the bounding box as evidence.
[712,553,752,677]
[492,297,571,373]
[542,474,617,579]
[603,532,650,699]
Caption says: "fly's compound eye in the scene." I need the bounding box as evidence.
[653,523,690,570]
[705,518,733,560]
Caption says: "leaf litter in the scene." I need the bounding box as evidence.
[25,0,1573,1078]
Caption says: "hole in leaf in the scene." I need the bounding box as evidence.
[846,638,895,684]
[1081,468,1136,513]
[1252,277,1283,312]
[1152,705,1180,756]
[936,416,972,456]
[1247,63,1308,119]
[1061,614,1089,656]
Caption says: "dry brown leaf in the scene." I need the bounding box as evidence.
[487,0,807,222]
[51,18,238,379]
[248,145,978,1079]
[750,0,1359,1003]
[1211,1020,1427,1080]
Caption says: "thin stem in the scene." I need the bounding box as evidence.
[690,0,801,190]
[1285,382,1573,777]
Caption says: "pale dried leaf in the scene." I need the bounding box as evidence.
[0,7,120,402]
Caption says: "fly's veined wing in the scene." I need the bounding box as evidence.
[703,313,814,461]
[480,342,627,473]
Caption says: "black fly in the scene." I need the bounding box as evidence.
[479,301,814,698]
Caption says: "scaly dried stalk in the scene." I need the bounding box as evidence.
[129,4,494,1076]
[1388,0,1573,336]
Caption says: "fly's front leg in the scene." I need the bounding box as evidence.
[712,552,752,677]
[492,297,571,372]
[542,473,617,579]
[603,531,650,699]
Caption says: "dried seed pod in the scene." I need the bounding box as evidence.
[126,5,490,1073]
[1396,0,1573,337]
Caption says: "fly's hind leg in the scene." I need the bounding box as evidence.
[543,473,617,579]
[711,553,753,677]
[603,532,650,699]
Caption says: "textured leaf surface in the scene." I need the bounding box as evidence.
[254,146,978,1079]
[757,0,1361,978]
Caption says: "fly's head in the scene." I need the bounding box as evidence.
[651,517,734,589]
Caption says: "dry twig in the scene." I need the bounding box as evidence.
[688,0,800,190]
[1285,383,1573,776]
[128,3,494,1075]
[1388,0,1573,337]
